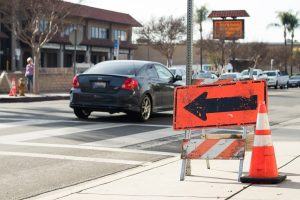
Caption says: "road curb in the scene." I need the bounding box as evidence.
[0,95,69,103]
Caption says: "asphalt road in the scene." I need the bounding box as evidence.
[0,88,299,199]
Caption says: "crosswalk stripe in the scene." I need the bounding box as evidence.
[0,123,128,142]
[0,119,62,129]
[82,127,183,148]
[0,141,177,156]
[0,151,146,165]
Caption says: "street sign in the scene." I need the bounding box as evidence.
[173,80,267,130]
[113,39,119,59]
[213,19,244,40]
[69,29,83,46]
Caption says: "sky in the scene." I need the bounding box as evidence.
[66,0,300,43]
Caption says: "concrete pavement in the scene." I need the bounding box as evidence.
[2,91,299,200]
[28,141,299,200]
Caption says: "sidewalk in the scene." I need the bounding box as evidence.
[0,93,69,103]
[31,141,300,200]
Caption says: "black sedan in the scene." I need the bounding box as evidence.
[288,75,300,88]
[70,60,182,121]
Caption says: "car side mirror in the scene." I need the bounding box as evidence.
[175,75,182,81]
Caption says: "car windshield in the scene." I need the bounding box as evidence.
[241,70,258,76]
[84,61,145,75]
[220,74,236,79]
[265,72,276,76]
[290,75,300,79]
[169,69,176,75]
[197,73,212,78]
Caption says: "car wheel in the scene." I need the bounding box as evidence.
[130,95,152,122]
[74,108,91,119]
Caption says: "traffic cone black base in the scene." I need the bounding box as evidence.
[240,174,286,184]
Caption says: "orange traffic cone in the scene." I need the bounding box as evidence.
[9,78,17,97]
[240,102,286,184]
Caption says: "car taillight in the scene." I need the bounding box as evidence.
[72,75,80,88]
[121,78,138,90]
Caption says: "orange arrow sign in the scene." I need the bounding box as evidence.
[173,80,267,130]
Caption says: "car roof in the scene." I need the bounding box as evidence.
[242,69,261,71]
[222,72,240,75]
[101,60,153,65]
[169,66,186,69]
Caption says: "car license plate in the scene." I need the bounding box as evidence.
[92,81,107,89]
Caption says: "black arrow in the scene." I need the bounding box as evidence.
[184,92,257,121]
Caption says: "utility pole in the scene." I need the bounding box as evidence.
[186,0,193,86]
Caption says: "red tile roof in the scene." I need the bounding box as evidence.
[67,2,142,27]
[208,10,250,18]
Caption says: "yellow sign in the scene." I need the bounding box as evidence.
[213,20,244,40]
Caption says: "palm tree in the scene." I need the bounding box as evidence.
[269,11,291,72]
[195,5,209,71]
[287,12,299,75]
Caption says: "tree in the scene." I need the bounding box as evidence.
[287,12,299,75]
[195,5,209,71]
[236,42,268,68]
[136,16,186,67]
[0,0,78,94]
[268,11,291,72]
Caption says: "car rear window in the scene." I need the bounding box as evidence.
[265,72,276,76]
[291,75,300,79]
[84,61,145,75]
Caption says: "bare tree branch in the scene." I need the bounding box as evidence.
[136,16,186,67]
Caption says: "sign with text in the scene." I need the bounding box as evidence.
[213,19,244,40]
[173,80,267,130]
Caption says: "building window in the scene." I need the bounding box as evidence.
[90,26,108,39]
[64,24,84,36]
[39,20,48,32]
[113,30,127,41]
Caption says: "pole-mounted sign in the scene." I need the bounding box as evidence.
[213,19,245,40]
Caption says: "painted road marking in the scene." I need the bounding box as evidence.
[0,119,63,129]
[0,141,177,156]
[0,151,146,165]
[82,127,182,148]
[0,123,128,142]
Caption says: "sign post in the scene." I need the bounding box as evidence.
[180,0,194,181]
[113,39,120,60]
[69,28,83,75]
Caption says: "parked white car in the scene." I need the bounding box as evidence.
[219,72,242,80]
[241,69,268,80]
[264,70,289,89]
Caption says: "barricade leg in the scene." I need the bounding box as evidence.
[180,130,191,181]
[238,126,247,182]
[185,130,192,175]
[202,129,210,169]
[180,159,187,181]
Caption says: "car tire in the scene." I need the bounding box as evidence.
[128,95,152,122]
[74,108,91,119]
